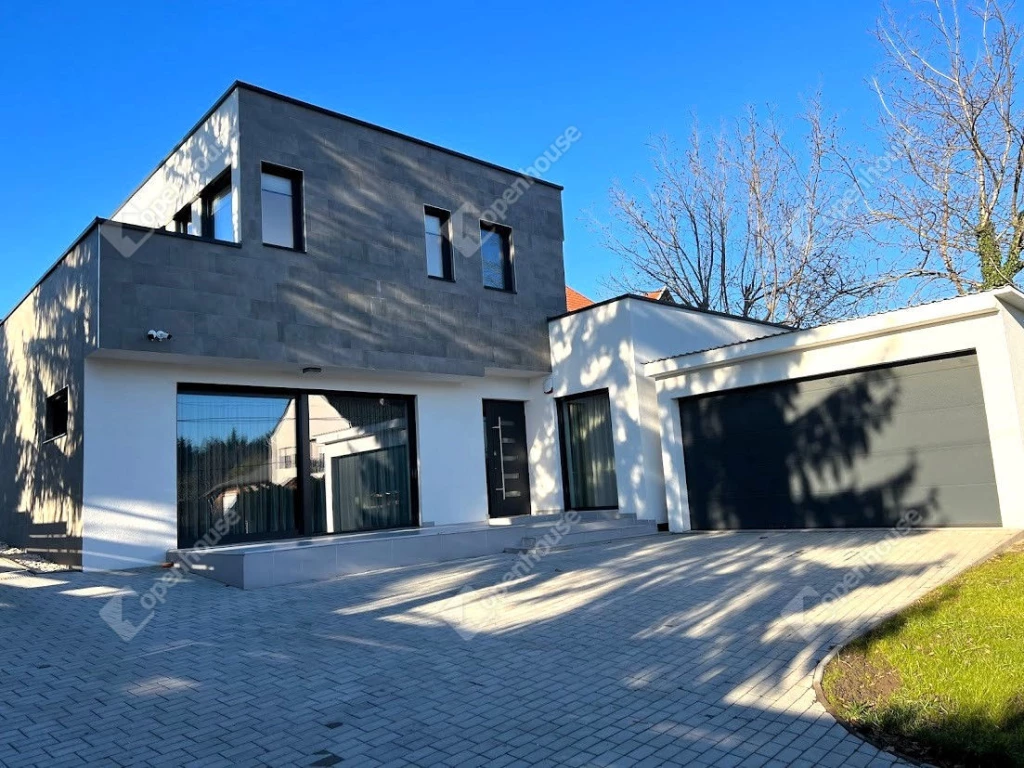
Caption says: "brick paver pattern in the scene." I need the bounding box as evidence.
[0,528,1016,767]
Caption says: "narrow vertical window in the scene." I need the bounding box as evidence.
[261,164,304,250]
[559,390,618,510]
[44,387,69,442]
[173,204,193,236]
[480,221,513,291]
[423,206,453,280]
[200,170,235,242]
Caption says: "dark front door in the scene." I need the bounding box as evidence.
[483,400,532,518]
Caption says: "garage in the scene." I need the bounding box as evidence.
[678,352,1002,529]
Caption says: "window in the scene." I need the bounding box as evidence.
[559,390,618,510]
[177,392,299,545]
[480,221,513,291]
[173,204,194,236]
[176,387,418,547]
[278,447,295,469]
[261,164,304,250]
[423,206,453,280]
[200,170,235,242]
[306,394,415,535]
[44,388,69,442]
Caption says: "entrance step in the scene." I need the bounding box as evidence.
[167,513,664,589]
[503,517,660,554]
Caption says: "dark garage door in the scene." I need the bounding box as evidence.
[679,352,1001,529]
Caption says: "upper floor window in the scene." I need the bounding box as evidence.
[201,170,235,242]
[480,221,514,291]
[423,206,454,281]
[173,204,194,236]
[44,387,69,442]
[261,164,304,250]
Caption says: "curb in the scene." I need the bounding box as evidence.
[810,529,1024,767]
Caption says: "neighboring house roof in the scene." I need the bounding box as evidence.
[549,292,792,330]
[565,286,594,312]
[645,287,677,304]
[643,286,1024,377]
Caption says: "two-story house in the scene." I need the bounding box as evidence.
[6,82,1024,586]
[0,82,573,571]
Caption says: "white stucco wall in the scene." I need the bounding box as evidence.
[646,291,1024,531]
[548,298,784,522]
[110,90,240,239]
[81,356,559,570]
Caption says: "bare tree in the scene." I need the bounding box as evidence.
[595,99,886,327]
[855,0,1024,293]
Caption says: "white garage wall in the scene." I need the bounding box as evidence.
[548,298,784,522]
[81,357,558,570]
[648,292,1024,531]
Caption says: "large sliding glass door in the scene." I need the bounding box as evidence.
[177,392,300,546]
[176,386,417,547]
[307,394,415,535]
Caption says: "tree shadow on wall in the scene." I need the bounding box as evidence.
[680,366,940,529]
[0,235,94,567]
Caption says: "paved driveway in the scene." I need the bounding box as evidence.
[0,528,1016,767]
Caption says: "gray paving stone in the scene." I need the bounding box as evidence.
[0,529,1011,767]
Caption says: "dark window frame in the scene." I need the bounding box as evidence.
[173,204,193,236]
[556,388,619,512]
[175,383,420,548]
[480,220,515,292]
[260,162,305,252]
[44,387,69,443]
[423,205,454,281]
[199,169,235,243]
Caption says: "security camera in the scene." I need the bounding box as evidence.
[147,330,173,342]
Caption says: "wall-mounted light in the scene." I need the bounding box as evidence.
[302,366,323,375]
[542,376,554,394]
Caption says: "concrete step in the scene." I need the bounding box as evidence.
[503,520,660,554]
[491,510,635,526]
[169,514,662,589]
[523,517,651,534]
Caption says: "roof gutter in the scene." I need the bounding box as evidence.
[644,291,1005,380]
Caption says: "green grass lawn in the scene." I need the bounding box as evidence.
[822,539,1024,767]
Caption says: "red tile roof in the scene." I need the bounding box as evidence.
[565,286,594,312]
[645,287,676,304]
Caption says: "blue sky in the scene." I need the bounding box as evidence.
[0,0,902,316]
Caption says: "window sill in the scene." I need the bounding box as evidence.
[263,241,306,254]
[167,231,242,248]
[483,285,516,294]
[42,433,68,445]
[427,274,456,283]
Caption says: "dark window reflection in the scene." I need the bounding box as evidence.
[307,394,414,534]
[561,391,618,509]
[177,393,298,545]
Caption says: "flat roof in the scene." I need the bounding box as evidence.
[547,292,793,329]
[112,81,563,219]
[644,287,1024,378]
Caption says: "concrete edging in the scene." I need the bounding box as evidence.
[810,529,1024,767]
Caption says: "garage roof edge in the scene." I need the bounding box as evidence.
[644,288,1019,380]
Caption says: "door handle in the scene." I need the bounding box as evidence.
[494,419,507,500]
